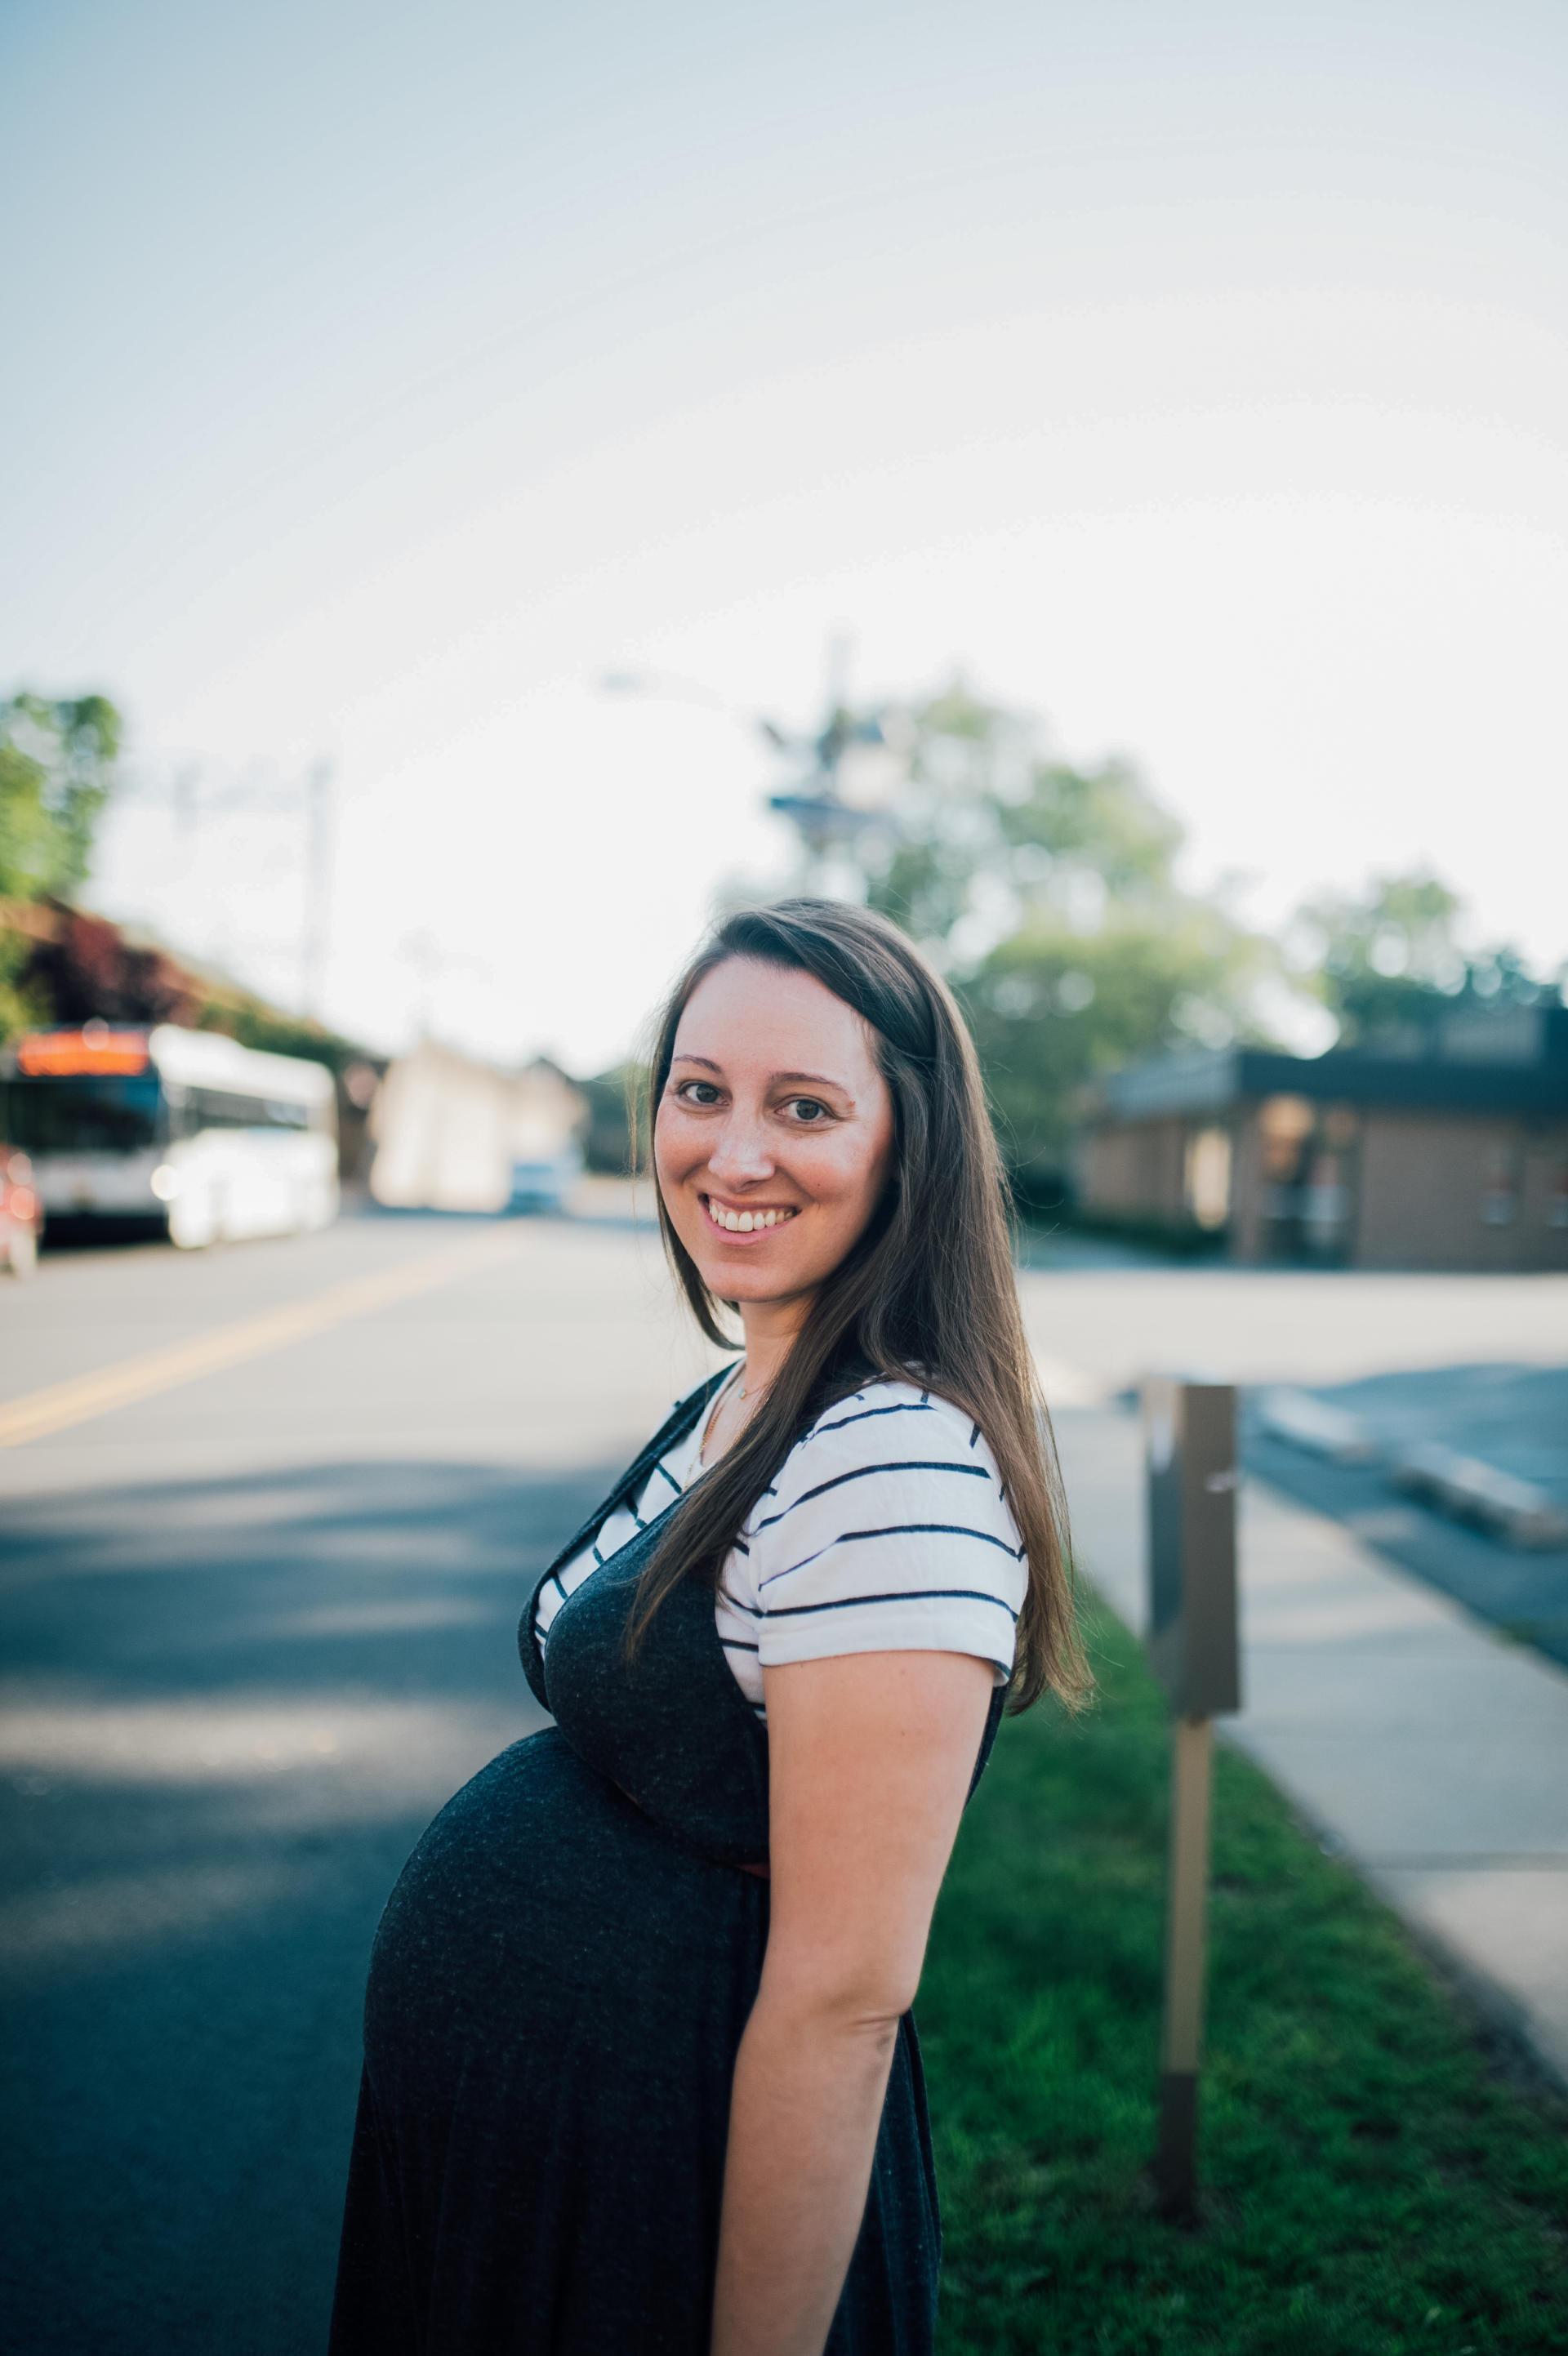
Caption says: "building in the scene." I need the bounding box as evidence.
[1072,1004,1568,1271]
[368,1042,587,1214]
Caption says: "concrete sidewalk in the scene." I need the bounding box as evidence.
[1054,1404,1568,2091]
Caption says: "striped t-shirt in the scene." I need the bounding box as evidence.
[532,1375,1027,1721]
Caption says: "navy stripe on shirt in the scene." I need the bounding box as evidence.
[763,1585,1021,1623]
[759,1521,1026,1591]
[809,1401,937,1440]
[751,1459,989,1532]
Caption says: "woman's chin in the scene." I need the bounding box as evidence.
[689,1254,800,1303]
[675,1228,817,1305]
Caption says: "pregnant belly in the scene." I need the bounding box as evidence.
[363,1727,768,2136]
[342,1731,772,2349]
[336,1729,938,2355]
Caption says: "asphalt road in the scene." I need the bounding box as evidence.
[1009,1249,1568,1671]
[2,1216,1563,2352]
[0,1212,716,2356]
[1243,1365,1568,1671]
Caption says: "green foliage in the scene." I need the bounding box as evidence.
[0,929,48,1044]
[920,1601,1568,2354]
[579,1065,640,1174]
[0,693,122,902]
[831,687,1273,1190]
[1295,871,1553,1045]
[806,690,1561,1193]
[962,911,1270,1191]
[858,688,1186,952]
[200,998,366,1076]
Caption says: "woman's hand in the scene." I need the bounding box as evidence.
[710,1648,995,2356]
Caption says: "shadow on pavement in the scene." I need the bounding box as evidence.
[0,1457,612,2356]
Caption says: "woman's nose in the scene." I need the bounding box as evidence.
[705,1110,774,1186]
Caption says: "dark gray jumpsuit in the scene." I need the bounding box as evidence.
[329,1370,1003,2354]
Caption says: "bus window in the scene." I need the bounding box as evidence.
[167,1087,314,1135]
[185,1088,261,1132]
[1,1076,163,1155]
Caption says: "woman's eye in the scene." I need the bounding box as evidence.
[678,1081,722,1107]
[786,1098,829,1124]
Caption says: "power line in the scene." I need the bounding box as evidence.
[118,754,336,1019]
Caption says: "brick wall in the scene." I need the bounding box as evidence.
[1076,1117,1189,1224]
[1356,1112,1568,1271]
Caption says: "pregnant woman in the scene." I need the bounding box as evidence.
[329,898,1083,2355]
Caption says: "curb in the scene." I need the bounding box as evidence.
[1391,1442,1568,1551]
[1254,1387,1379,1463]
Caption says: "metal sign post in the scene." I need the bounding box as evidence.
[1143,1376,1241,2220]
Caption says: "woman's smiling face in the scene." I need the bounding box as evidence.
[654,955,896,1315]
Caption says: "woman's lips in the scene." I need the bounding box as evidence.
[701,1195,800,1237]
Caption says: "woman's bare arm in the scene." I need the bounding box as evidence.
[710,1648,995,2356]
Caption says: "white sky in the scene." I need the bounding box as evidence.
[4,0,1565,1071]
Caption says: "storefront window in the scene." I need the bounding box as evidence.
[1481,1144,1518,1227]
[1184,1129,1232,1229]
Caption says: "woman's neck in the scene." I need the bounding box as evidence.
[737,1295,812,1401]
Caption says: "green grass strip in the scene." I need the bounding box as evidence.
[920,1598,1568,2354]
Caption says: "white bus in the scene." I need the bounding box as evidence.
[0,1023,339,1249]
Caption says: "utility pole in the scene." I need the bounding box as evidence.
[124,751,336,1018]
[1143,1375,1241,2221]
[599,634,904,898]
[760,638,898,893]
[300,759,334,1020]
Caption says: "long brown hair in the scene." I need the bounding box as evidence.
[630,898,1085,1712]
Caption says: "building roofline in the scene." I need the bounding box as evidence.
[1087,1009,1568,1125]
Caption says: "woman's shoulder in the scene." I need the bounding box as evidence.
[756,1376,1013,1525]
[795,1376,993,1463]
[740,1374,1027,1666]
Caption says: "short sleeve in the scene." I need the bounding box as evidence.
[739,1383,1027,1683]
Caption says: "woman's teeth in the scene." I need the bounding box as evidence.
[708,1202,795,1233]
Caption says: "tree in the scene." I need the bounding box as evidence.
[857,684,1185,953]
[0,692,122,904]
[964,909,1272,1200]
[578,1066,642,1175]
[1,691,122,1039]
[1293,871,1555,1044]
[762,685,1561,1209]
[808,683,1276,1203]
[0,931,42,1045]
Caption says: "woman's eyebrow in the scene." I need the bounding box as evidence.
[670,1053,850,1093]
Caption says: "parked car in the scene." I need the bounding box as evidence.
[507,1147,584,1214]
[2,1148,42,1276]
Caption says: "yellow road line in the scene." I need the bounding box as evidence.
[0,1230,527,1450]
